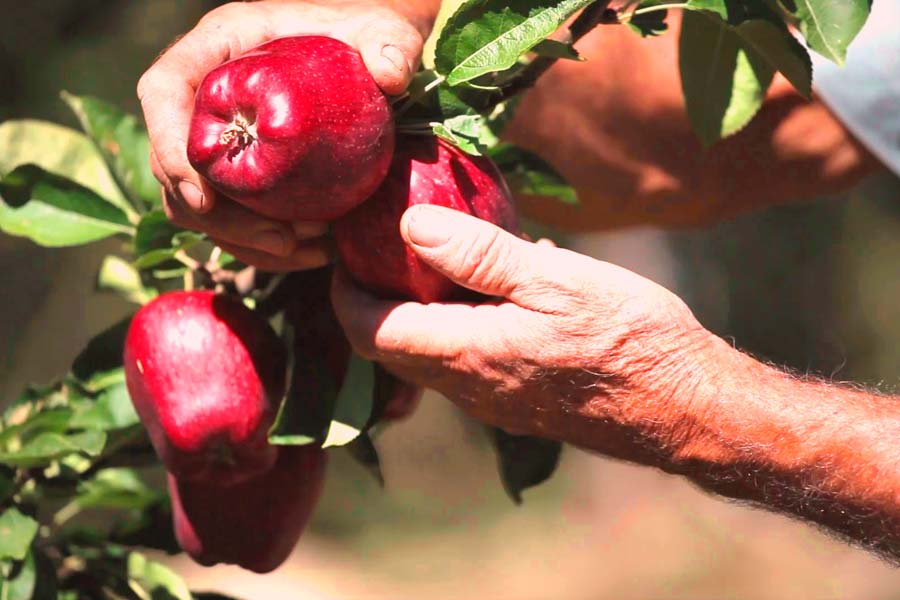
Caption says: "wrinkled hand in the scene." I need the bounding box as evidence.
[137,0,430,271]
[331,205,717,461]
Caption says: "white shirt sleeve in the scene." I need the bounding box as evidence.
[811,0,900,176]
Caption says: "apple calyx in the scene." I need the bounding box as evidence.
[220,112,258,158]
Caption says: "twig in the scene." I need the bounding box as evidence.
[498,0,616,102]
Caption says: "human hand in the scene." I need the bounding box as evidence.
[331,204,717,462]
[138,0,435,271]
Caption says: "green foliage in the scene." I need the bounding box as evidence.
[489,143,578,205]
[0,509,39,561]
[491,428,563,504]
[679,10,775,146]
[62,92,160,213]
[435,0,594,85]
[783,0,870,65]
[0,164,134,247]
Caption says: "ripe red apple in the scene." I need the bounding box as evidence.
[124,291,285,486]
[169,444,327,573]
[187,36,395,221]
[334,136,520,303]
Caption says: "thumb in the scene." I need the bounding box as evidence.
[353,17,425,96]
[400,205,549,304]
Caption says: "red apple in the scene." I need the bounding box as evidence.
[187,36,395,221]
[124,291,285,486]
[334,136,520,303]
[169,444,327,573]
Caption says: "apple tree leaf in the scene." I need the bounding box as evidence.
[345,432,384,487]
[624,0,670,37]
[71,317,133,393]
[62,92,159,212]
[0,509,39,561]
[0,430,106,468]
[69,380,140,432]
[435,0,594,86]
[491,428,562,504]
[322,354,375,448]
[97,255,157,305]
[126,552,192,600]
[0,119,128,213]
[734,18,812,99]
[678,10,775,146]
[531,39,583,60]
[0,164,134,247]
[73,468,163,511]
[781,0,870,65]
[489,143,578,205]
[0,547,55,600]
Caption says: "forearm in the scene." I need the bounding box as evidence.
[667,336,900,560]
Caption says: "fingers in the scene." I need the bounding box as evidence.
[163,190,300,256]
[331,268,482,364]
[351,16,425,95]
[213,239,331,273]
[399,205,561,309]
[137,3,273,213]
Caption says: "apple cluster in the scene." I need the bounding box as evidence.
[124,36,519,574]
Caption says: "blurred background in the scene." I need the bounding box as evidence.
[2,1,900,598]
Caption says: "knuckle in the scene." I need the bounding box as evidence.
[458,228,512,289]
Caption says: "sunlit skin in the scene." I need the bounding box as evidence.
[139,0,899,561]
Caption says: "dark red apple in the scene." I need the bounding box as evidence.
[124,291,285,486]
[334,136,520,303]
[187,35,395,221]
[169,444,327,573]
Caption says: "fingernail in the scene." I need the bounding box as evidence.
[381,45,406,73]
[177,180,205,212]
[292,220,329,240]
[405,205,452,248]
[252,229,289,256]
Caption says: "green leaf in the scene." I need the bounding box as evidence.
[432,112,501,156]
[269,270,345,446]
[435,0,594,86]
[71,317,133,392]
[134,210,180,257]
[132,210,201,269]
[734,19,812,98]
[126,552,192,600]
[489,143,578,205]
[109,497,179,554]
[97,255,157,305]
[490,429,562,504]
[345,432,384,487]
[531,39,582,60]
[69,381,140,431]
[61,92,159,211]
[0,430,106,468]
[322,355,375,448]
[0,551,34,600]
[74,468,162,511]
[0,119,128,213]
[626,1,670,37]
[0,548,56,600]
[0,509,39,561]
[0,164,134,247]
[0,408,74,449]
[784,0,869,65]
[678,10,775,146]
